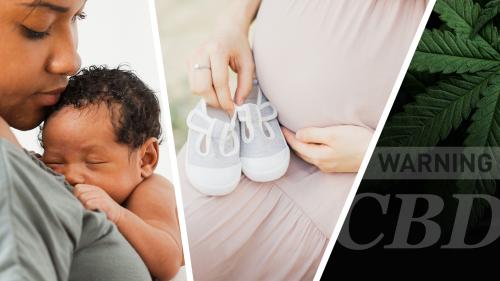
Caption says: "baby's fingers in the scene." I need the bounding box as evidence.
[77,190,104,204]
[73,184,95,197]
[82,198,102,211]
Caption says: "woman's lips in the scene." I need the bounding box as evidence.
[36,88,65,106]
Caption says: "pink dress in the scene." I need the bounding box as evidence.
[178,0,427,280]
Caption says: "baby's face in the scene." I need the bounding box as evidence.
[42,104,143,204]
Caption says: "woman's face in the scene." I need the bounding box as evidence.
[0,0,86,130]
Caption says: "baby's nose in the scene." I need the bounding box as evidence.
[64,166,85,186]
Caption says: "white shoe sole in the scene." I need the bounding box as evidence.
[185,160,241,196]
[241,148,290,182]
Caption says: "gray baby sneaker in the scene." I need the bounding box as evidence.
[236,81,290,182]
[185,100,241,196]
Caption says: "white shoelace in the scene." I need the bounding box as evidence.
[187,85,278,156]
[187,109,239,157]
[236,98,278,144]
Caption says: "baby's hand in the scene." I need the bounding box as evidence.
[73,184,124,224]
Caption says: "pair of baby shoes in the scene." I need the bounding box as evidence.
[185,81,290,196]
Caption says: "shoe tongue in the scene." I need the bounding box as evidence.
[211,120,229,140]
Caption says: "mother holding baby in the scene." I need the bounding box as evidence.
[180,0,428,280]
[0,1,180,280]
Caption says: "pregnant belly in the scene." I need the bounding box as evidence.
[252,0,426,132]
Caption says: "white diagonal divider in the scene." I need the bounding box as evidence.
[312,1,437,280]
[148,1,194,281]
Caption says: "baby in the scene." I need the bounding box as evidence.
[40,66,183,281]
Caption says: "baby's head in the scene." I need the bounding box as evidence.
[41,66,162,204]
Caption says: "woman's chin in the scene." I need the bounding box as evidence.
[5,109,47,131]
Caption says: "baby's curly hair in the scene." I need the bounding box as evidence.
[45,65,162,149]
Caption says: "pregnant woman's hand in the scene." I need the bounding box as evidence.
[282,125,374,173]
[74,184,124,224]
[188,20,256,114]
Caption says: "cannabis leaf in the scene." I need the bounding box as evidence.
[381,0,500,224]
[411,30,500,74]
[380,72,494,146]
[434,0,500,51]
[465,75,500,146]
[472,0,500,37]
[434,0,481,35]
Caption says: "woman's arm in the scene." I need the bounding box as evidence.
[219,0,262,33]
[118,175,183,281]
[188,0,261,113]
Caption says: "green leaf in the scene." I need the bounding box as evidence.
[411,29,500,74]
[472,0,500,36]
[478,22,500,49]
[434,0,481,35]
[464,74,500,145]
[476,0,495,6]
[380,72,496,146]
[399,71,439,97]
[461,74,500,225]
[435,0,500,52]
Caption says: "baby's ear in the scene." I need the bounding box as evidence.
[139,137,159,178]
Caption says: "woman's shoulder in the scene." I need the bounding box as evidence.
[0,125,68,193]
[0,117,22,149]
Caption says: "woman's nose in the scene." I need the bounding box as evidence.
[64,165,85,186]
[46,27,81,76]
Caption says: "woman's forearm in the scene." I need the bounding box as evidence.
[217,0,261,32]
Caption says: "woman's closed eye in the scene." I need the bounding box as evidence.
[21,25,50,40]
[21,10,86,41]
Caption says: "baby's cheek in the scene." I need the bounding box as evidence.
[99,179,133,204]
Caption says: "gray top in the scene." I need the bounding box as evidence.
[0,139,151,281]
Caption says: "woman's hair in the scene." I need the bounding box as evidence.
[44,65,162,149]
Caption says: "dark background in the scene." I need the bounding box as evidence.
[322,11,500,278]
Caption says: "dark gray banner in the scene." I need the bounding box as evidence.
[363,147,500,179]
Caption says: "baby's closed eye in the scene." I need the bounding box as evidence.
[86,160,108,165]
[43,157,64,166]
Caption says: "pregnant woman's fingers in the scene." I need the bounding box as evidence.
[188,50,219,108]
[282,127,324,166]
[234,54,255,105]
[295,127,332,144]
[210,51,234,113]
